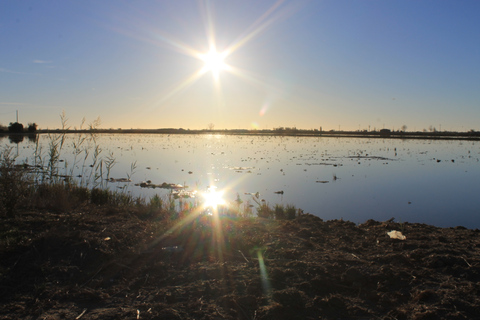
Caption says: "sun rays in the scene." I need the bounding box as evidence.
[123,0,301,112]
[110,1,303,271]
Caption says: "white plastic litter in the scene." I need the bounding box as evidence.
[387,230,406,240]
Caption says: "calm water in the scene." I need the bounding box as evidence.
[3,133,480,228]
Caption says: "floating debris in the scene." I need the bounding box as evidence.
[172,189,197,199]
[316,180,329,183]
[305,162,342,166]
[230,166,255,171]
[136,181,186,189]
[274,190,284,194]
[108,178,132,183]
[347,155,394,160]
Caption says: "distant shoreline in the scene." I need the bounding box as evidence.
[3,128,480,141]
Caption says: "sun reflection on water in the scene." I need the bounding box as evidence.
[202,186,225,212]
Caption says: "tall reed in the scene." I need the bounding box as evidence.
[0,147,29,217]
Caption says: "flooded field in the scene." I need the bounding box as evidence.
[3,133,480,228]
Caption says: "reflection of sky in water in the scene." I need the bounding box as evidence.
[3,134,480,228]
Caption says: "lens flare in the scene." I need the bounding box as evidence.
[259,102,269,116]
[257,250,272,296]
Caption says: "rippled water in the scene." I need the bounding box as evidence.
[3,133,480,228]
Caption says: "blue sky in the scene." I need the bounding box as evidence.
[1,0,479,131]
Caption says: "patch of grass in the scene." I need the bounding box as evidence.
[257,200,273,219]
[91,188,111,205]
[32,183,75,212]
[274,204,286,220]
[286,205,297,220]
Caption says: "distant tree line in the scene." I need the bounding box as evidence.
[0,122,37,133]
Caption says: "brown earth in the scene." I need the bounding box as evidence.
[1,207,480,319]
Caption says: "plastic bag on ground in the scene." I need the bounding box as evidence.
[387,230,406,240]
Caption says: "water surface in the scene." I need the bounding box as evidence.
[3,134,479,228]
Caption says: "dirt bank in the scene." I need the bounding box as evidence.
[1,208,480,319]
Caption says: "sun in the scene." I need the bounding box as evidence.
[200,49,227,79]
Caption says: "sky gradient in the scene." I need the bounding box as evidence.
[1,0,479,131]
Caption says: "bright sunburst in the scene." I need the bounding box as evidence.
[200,49,227,80]
[129,1,300,110]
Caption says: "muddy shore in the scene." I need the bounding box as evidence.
[1,208,480,319]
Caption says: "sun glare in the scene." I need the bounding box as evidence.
[202,186,225,210]
[200,49,227,79]
[139,1,299,110]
